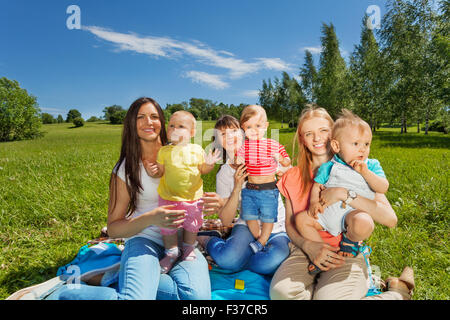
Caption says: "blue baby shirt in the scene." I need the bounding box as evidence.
[315,154,386,185]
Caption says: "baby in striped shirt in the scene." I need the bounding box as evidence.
[236,105,291,253]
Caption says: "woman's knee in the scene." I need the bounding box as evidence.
[174,253,212,300]
[250,236,290,275]
[270,278,311,300]
[178,283,211,300]
[208,227,253,271]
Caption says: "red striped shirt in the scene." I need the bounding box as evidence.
[237,139,289,176]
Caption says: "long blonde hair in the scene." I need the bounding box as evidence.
[293,104,334,197]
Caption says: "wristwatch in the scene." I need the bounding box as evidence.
[345,190,357,206]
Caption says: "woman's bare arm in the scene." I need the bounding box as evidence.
[107,174,186,238]
[216,164,248,226]
[351,192,397,228]
[319,186,397,228]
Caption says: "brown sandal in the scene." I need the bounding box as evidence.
[385,266,415,300]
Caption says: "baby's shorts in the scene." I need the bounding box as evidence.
[158,196,203,235]
[316,201,355,237]
[241,182,279,223]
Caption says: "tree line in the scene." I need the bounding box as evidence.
[1,0,447,142]
[259,0,449,134]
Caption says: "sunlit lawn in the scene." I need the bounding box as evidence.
[0,121,448,299]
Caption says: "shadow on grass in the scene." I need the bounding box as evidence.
[375,131,450,149]
[0,255,70,299]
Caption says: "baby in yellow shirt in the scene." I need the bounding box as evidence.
[145,111,220,273]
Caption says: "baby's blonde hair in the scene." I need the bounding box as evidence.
[332,109,371,140]
[170,110,196,130]
[239,105,267,126]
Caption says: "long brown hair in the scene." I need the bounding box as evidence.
[293,104,334,197]
[110,97,168,216]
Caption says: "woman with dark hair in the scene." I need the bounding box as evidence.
[53,97,211,300]
[197,115,291,275]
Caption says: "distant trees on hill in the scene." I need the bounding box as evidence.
[258,0,449,134]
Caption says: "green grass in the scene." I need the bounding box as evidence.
[0,121,448,299]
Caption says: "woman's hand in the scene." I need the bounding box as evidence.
[201,192,225,217]
[147,205,186,229]
[302,240,345,271]
[318,185,347,209]
[233,164,248,188]
[143,160,159,177]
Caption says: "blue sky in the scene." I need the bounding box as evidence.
[0,0,388,119]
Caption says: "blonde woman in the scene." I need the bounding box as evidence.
[270,105,414,300]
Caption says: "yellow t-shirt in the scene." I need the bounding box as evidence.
[157,143,205,201]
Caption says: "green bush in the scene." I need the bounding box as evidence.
[41,113,55,124]
[0,77,42,142]
[72,117,85,127]
[86,116,101,122]
[421,119,449,134]
[110,110,127,124]
[66,109,81,123]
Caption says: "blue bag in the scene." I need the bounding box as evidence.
[56,242,122,285]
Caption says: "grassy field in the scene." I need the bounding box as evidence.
[0,121,448,299]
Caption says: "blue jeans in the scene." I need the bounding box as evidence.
[206,224,290,275]
[241,188,279,223]
[47,237,211,300]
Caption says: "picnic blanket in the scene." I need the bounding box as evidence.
[7,221,380,300]
[53,220,272,300]
[53,242,271,300]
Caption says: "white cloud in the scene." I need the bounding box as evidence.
[301,45,349,58]
[83,25,291,80]
[185,71,229,90]
[301,46,323,55]
[340,47,349,57]
[40,107,65,115]
[218,50,235,57]
[293,74,302,83]
[241,90,260,98]
[256,58,292,72]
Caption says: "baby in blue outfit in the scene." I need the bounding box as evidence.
[296,109,389,274]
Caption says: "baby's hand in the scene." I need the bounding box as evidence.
[308,202,323,219]
[273,153,282,162]
[349,159,368,175]
[205,149,221,166]
[143,160,159,177]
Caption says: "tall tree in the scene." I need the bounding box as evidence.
[316,23,348,118]
[378,0,438,133]
[259,79,277,119]
[418,0,449,134]
[349,15,385,131]
[189,98,214,120]
[103,105,124,121]
[299,50,318,103]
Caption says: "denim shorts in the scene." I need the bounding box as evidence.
[241,187,279,223]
